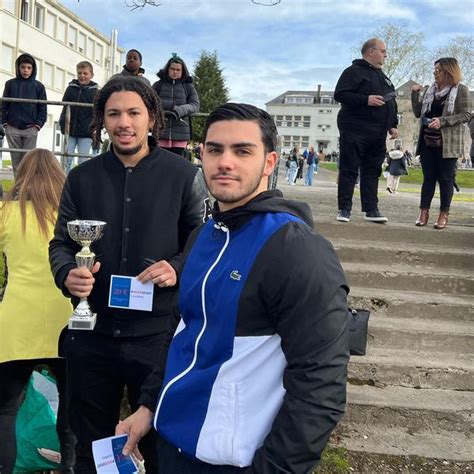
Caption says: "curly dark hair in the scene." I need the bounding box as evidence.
[90,78,163,149]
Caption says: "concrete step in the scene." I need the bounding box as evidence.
[349,348,473,391]
[340,384,474,444]
[343,263,474,296]
[348,287,474,323]
[316,220,473,249]
[332,239,474,271]
[367,316,473,353]
[336,424,474,462]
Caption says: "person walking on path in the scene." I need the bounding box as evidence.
[411,57,471,229]
[385,148,408,194]
[287,146,299,185]
[305,146,317,186]
[334,37,399,223]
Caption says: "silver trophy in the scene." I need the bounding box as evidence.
[67,220,106,330]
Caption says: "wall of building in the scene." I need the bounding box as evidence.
[0,0,123,158]
[267,97,340,155]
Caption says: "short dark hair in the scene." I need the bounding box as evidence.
[203,103,278,154]
[90,78,163,149]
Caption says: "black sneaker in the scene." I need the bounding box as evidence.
[336,209,351,222]
[364,210,388,223]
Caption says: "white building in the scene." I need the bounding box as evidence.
[266,85,341,156]
[0,0,123,157]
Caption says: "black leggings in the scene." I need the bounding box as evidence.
[419,144,457,211]
[0,359,75,474]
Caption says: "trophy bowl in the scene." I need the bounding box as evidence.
[66,219,106,330]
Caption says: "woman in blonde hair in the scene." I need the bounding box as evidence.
[0,149,75,473]
[411,57,471,229]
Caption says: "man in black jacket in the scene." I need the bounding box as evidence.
[1,53,47,178]
[117,103,349,474]
[49,78,208,473]
[334,38,399,223]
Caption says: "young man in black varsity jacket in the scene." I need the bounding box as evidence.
[118,103,350,474]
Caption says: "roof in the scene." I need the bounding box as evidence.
[266,90,335,106]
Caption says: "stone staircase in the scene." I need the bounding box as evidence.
[317,220,474,465]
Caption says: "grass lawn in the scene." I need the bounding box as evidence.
[319,163,474,188]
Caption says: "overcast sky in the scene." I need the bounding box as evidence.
[61,0,473,107]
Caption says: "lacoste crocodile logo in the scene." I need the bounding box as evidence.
[230,270,242,281]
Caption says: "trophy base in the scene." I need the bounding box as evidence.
[68,313,97,330]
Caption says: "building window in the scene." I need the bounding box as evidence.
[276,115,283,121]
[68,26,77,48]
[276,121,282,127]
[1,43,15,73]
[95,43,104,64]
[283,141,291,147]
[34,4,45,29]
[78,32,86,54]
[321,97,332,104]
[397,114,403,124]
[45,11,56,36]
[397,90,405,96]
[87,38,95,58]
[21,0,29,21]
[57,19,67,43]
[55,68,65,90]
[43,62,54,88]
[66,72,75,84]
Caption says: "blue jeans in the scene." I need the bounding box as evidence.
[288,162,298,183]
[66,137,93,174]
[305,163,316,185]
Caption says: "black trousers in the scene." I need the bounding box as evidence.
[419,144,457,211]
[0,358,75,474]
[62,331,167,474]
[157,435,248,474]
[337,129,386,212]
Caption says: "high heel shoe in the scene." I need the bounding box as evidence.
[434,211,449,230]
[415,209,429,226]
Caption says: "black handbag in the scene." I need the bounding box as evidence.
[348,308,370,356]
[423,128,442,148]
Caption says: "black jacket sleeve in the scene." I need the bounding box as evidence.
[59,87,74,134]
[174,83,200,119]
[250,227,349,474]
[138,224,205,410]
[49,176,81,297]
[169,169,208,274]
[36,82,47,128]
[1,81,11,125]
[334,67,368,107]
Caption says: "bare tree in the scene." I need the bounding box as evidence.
[121,0,281,7]
[433,35,474,87]
[124,0,161,10]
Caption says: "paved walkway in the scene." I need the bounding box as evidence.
[277,164,474,227]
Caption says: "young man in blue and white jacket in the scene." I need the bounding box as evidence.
[118,103,350,473]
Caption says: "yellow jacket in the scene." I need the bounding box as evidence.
[0,202,72,363]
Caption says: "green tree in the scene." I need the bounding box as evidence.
[192,50,230,143]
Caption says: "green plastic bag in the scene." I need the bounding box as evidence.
[14,370,61,473]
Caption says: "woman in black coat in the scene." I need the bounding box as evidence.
[152,54,200,157]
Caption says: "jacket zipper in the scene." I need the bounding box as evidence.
[154,222,230,426]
